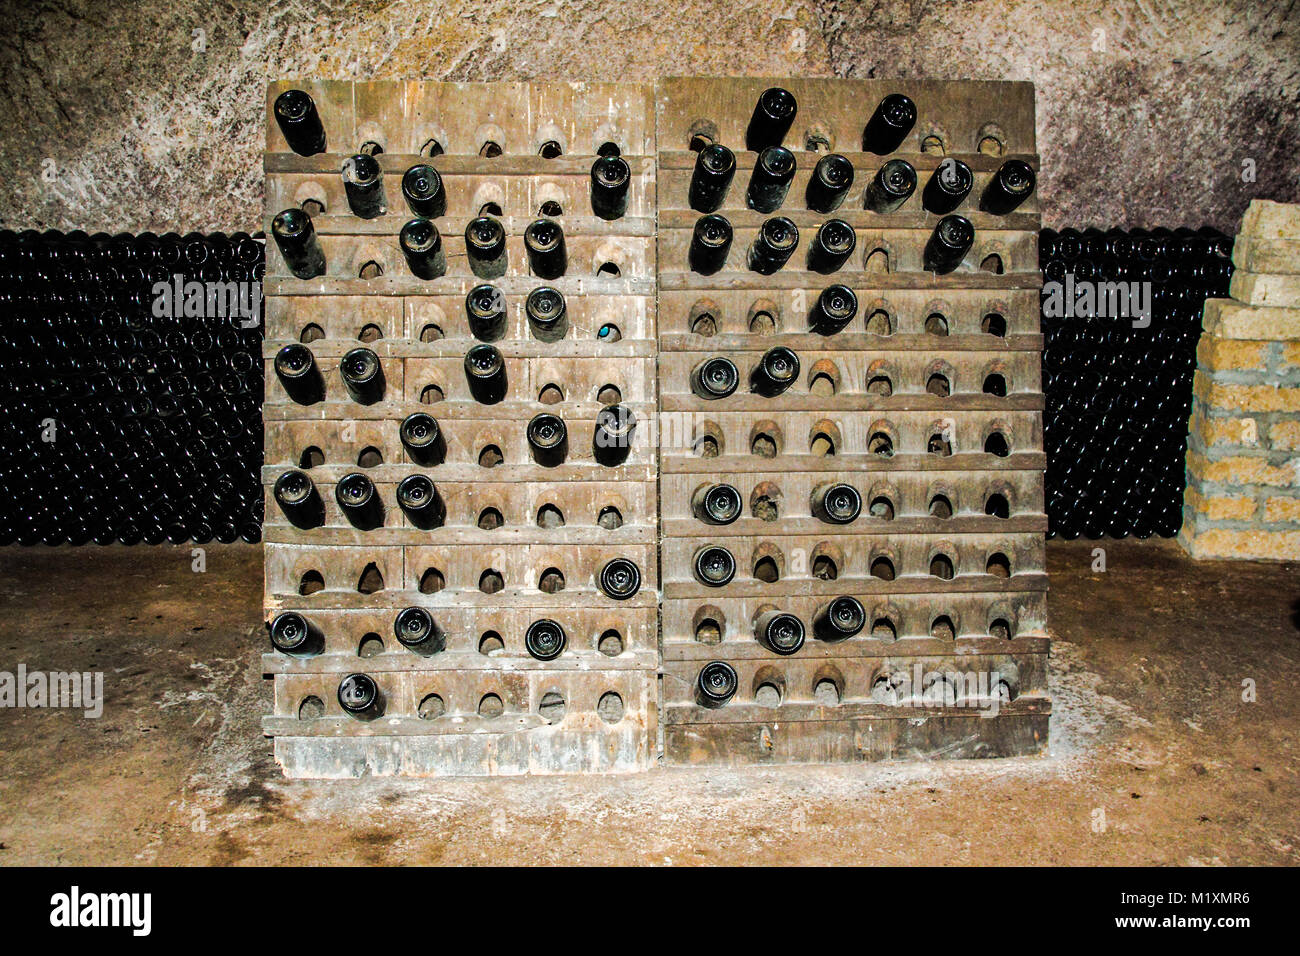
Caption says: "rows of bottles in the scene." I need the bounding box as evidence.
[686,87,1035,278]
[1041,226,1234,539]
[272,90,631,282]
[0,229,264,546]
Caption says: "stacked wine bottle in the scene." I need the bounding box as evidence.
[0,229,264,546]
[1040,227,1234,539]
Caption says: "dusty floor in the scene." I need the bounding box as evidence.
[0,538,1296,866]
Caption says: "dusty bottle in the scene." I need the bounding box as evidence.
[399,412,445,466]
[400,217,446,279]
[337,673,385,720]
[273,469,325,528]
[525,619,567,661]
[754,609,806,655]
[527,412,568,467]
[980,160,1036,215]
[269,611,325,657]
[806,153,855,213]
[340,347,385,404]
[465,216,508,279]
[593,404,637,466]
[525,286,568,342]
[862,93,916,154]
[689,144,736,213]
[922,159,973,215]
[813,596,866,641]
[525,218,567,279]
[464,343,507,404]
[695,661,738,708]
[748,216,799,275]
[274,343,324,403]
[342,153,387,219]
[746,146,796,213]
[335,472,384,530]
[924,215,974,274]
[466,284,507,342]
[811,481,862,524]
[273,89,326,155]
[401,164,447,218]
[599,558,642,600]
[693,545,736,587]
[689,214,733,275]
[746,86,797,151]
[591,155,631,220]
[749,346,800,397]
[691,483,742,525]
[394,606,445,655]
[863,159,916,213]
[271,208,325,279]
[396,474,445,529]
[809,284,858,334]
[807,219,856,273]
[690,356,739,400]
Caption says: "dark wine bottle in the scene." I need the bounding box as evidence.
[342,153,387,219]
[525,619,567,661]
[813,596,865,641]
[754,609,805,655]
[401,164,447,218]
[693,545,736,587]
[749,346,800,397]
[400,217,446,279]
[591,155,631,220]
[525,286,567,342]
[689,214,733,275]
[337,673,385,720]
[924,215,974,274]
[599,558,642,600]
[748,216,799,274]
[689,144,736,213]
[396,474,445,529]
[269,611,324,657]
[271,208,325,279]
[399,412,445,466]
[690,356,739,400]
[335,472,384,530]
[922,159,973,214]
[863,159,916,213]
[593,403,637,466]
[746,146,796,213]
[340,347,385,404]
[394,606,445,655]
[527,412,568,467]
[980,160,1036,215]
[862,93,916,154]
[809,284,858,334]
[465,216,508,279]
[806,153,855,213]
[273,469,325,528]
[273,89,326,156]
[811,481,862,524]
[524,218,566,279]
[466,284,507,342]
[746,87,797,151]
[464,343,506,404]
[274,343,324,404]
[695,661,738,708]
[807,218,856,273]
[691,482,742,525]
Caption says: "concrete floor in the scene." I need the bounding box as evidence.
[0,538,1295,865]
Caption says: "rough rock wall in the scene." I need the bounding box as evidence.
[0,0,1295,233]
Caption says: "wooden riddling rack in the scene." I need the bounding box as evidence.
[656,78,1050,764]
[261,81,658,776]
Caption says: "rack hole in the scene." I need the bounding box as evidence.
[357,445,383,468]
[479,141,503,159]
[928,495,953,519]
[596,384,622,405]
[358,323,383,343]
[869,431,894,457]
[597,141,622,157]
[358,260,383,280]
[421,138,446,157]
[478,569,504,594]
[299,323,325,343]
[299,446,325,469]
[869,495,895,520]
[812,554,839,581]
[865,309,893,335]
[755,682,782,708]
[477,507,504,530]
[984,432,1011,457]
[597,261,621,277]
[598,629,624,656]
[597,691,624,724]
[926,373,950,397]
[987,553,1011,577]
[478,444,504,468]
[420,384,445,404]
[597,323,621,342]
[478,693,504,718]
[538,383,564,404]
[871,618,897,641]
[358,633,384,658]
[930,615,957,640]
[419,568,445,593]
[538,567,566,593]
[418,694,446,720]
[810,430,835,456]
[537,504,566,528]
[990,618,1013,640]
[598,506,623,529]
[538,140,563,158]
[870,556,896,580]
[814,679,841,705]
[980,254,1004,274]
[357,563,384,594]
[479,201,503,216]
[929,554,955,579]
[753,555,780,583]
[866,373,893,396]
[924,313,949,336]
[749,309,777,335]
[298,570,324,595]
[419,323,444,342]
[479,631,504,655]
[983,373,1007,396]
[981,312,1007,336]
[985,493,1010,518]
[539,691,566,724]
[864,247,890,273]
[298,696,324,720]
[539,200,564,217]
